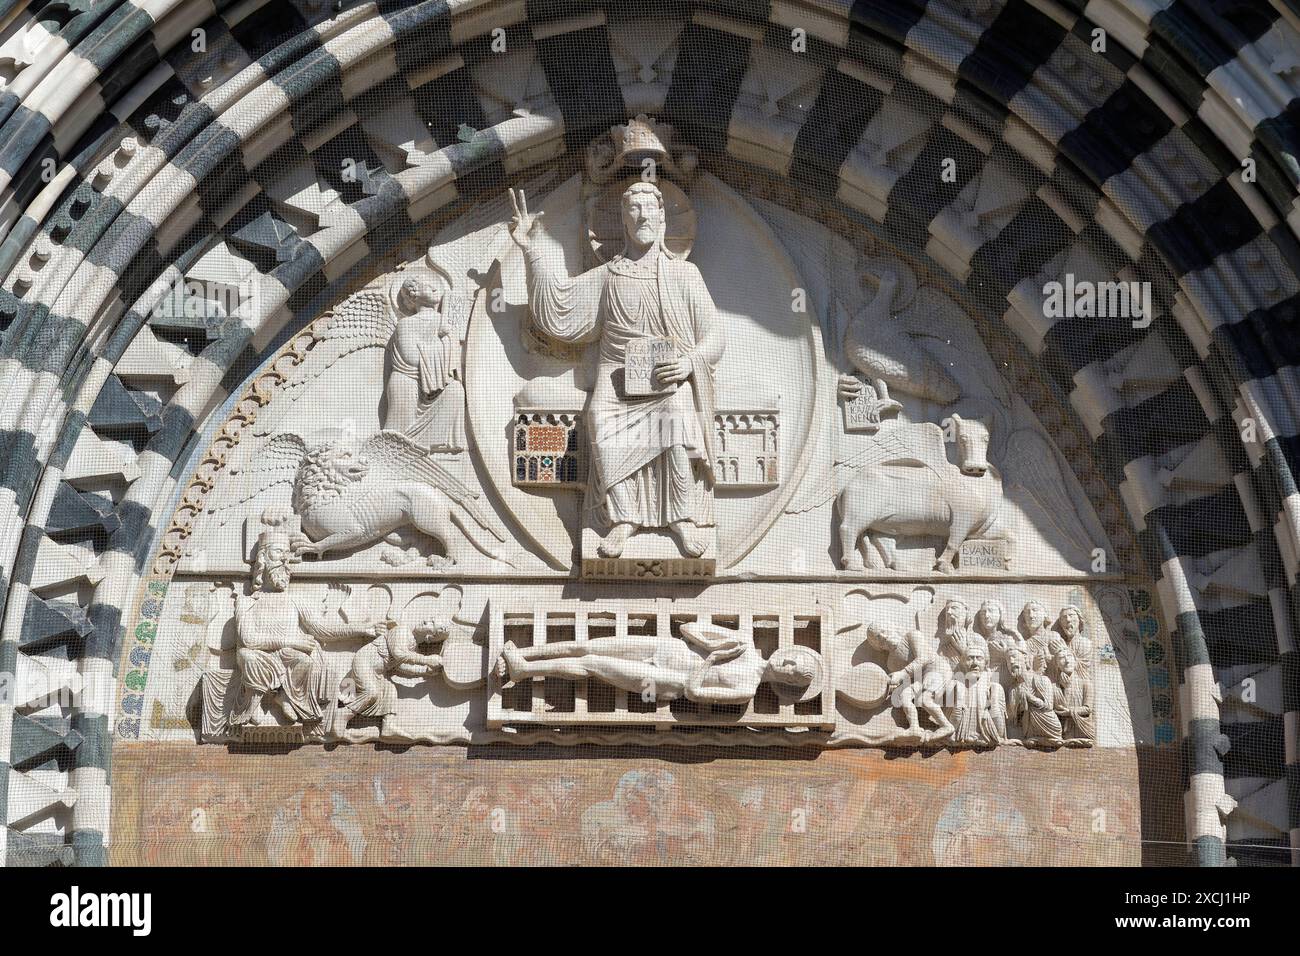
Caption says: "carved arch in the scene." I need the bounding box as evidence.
[0,0,1295,866]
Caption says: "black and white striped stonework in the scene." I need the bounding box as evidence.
[0,0,1295,867]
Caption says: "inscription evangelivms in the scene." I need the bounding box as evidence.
[124,116,1134,750]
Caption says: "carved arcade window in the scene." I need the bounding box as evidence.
[713,410,780,488]
[511,409,780,491]
[511,410,585,487]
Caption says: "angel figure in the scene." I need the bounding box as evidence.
[384,272,466,451]
[248,268,470,453]
[494,621,819,706]
[210,430,511,566]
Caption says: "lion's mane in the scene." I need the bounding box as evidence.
[293,443,359,515]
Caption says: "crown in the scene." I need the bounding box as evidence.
[256,510,295,552]
[611,114,670,166]
[256,528,293,551]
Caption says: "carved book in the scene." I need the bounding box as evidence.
[843,374,881,432]
[624,336,677,396]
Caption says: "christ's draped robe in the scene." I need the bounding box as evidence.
[525,245,723,529]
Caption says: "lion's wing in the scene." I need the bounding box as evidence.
[359,430,429,478]
[362,431,507,540]
[204,433,307,527]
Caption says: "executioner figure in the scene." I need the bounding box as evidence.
[869,623,956,743]
[494,622,817,706]
[333,617,448,741]
[508,180,724,559]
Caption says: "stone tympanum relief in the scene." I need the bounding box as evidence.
[121,116,1150,753]
[197,527,482,745]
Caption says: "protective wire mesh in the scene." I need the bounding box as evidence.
[3,0,1294,867]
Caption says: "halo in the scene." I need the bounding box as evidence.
[399,585,463,637]
[388,262,452,315]
[585,177,696,263]
[837,661,890,708]
[770,646,826,704]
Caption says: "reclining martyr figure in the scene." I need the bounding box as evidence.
[494,622,818,706]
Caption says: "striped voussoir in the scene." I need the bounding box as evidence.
[0,0,1293,867]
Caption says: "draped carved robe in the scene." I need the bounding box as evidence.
[1008,672,1064,743]
[385,309,465,451]
[525,245,724,529]
[954,671,1007,746]
[234,593,334,726]
[1055,670,1096,742]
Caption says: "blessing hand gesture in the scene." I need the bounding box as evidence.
[508,188,544,252]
